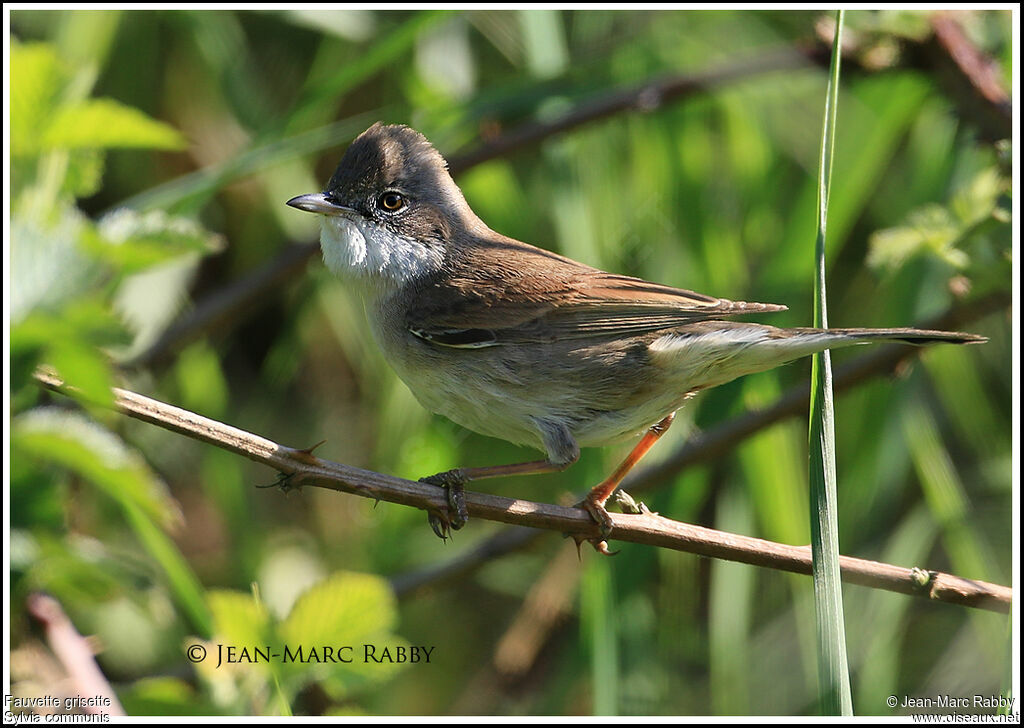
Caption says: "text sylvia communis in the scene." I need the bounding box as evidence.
[287,122,985,548]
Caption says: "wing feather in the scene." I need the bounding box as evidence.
[405,235,785,345]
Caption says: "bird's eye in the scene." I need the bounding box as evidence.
[378,191,406,212]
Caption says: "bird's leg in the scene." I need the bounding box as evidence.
[421,459,572,539]
[580,412,676,539]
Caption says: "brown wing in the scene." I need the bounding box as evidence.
[406,235,785,347]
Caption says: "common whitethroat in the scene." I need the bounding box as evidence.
[287,122,985,548]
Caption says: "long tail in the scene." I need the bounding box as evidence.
[787,327,987,346]
[650,323,987,391]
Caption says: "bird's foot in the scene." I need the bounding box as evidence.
[579,493,614,540]
[420,469,469,539]
[566,492,619,556]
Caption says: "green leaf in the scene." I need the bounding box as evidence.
[22,535,126,604]
[10,297,129,404]
[11,298,129,355]
[868,205,968,270]
[83,207,223,274]
[118,677,222,717]
[46,338,117,410]
[64,148,107,198]
[10,41,67,156]
[208,590,274,652]
[279,571,398,647]
[274,571,407,695]
[9,203,98,323]
[869,166,1009,273]
[14,410,211,636]
[12,408,183,532]
[43,98,186,151]
[951,167,1005,227]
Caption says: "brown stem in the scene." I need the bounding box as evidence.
[923,11,1011,142]
[25,593,127,717]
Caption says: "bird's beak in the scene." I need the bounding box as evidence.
[286,193,356,216]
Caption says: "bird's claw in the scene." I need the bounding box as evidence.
[566,531,619,557]
[428,510,452,541]
[591,539,619,556]
[420,469,468,539]
[578,496,614,541]
[561,494,619,557]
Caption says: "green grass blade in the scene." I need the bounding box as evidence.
[287,10,453,132]
[807,9,853,716]
[122,501,214,639]
[581,559,618,716]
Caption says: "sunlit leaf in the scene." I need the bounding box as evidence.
[10,41,66,156]
[208,590,274,652]
[279,571,398,647]
[43,98,186,151]
[63,148,107,198]
[9,204,97,323]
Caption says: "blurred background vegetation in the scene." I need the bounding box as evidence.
[8,8,1013,717]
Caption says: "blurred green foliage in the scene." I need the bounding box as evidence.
[7,8,1013,717]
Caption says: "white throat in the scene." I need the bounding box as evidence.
[319,214,443,289]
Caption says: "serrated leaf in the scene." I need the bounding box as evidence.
[951,167,1004,227]
[12,408,183,532]
[208,590,274,650]
[10,204,99,323]
[318,637,411,696]
[42,98,186,151]
[85,208,222,274]
[10,42,67,156]
[279,571,397,647]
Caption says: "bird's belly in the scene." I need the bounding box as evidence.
[368,307,688,453]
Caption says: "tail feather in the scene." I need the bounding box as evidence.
[801,327,987,346]
[649,323,987,393]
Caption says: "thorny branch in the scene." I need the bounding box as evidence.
[35,300,1012,615]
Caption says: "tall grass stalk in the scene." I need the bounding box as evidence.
[807,9,853,716]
